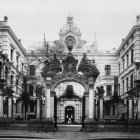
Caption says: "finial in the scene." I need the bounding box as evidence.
[68,11,71,17]
[4,16,8,21]
[44,33,46,40]
[94,32,96,41]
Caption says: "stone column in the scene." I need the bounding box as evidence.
[99,94,104,120]
[36,97,41,119]
[97,86,105,121]
[45,84,51,118]
[128,94,133,120]
[8,95,12,118]
[0,91,3,118]
[50,91,55,118]
[89,84,95,119]
[84,92,89,118]
[137,85,140,120]
[0,79,5,119]
[135,62,140,120]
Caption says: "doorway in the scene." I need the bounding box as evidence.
[65,106,74,124]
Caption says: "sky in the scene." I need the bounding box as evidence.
[0,0,140,50]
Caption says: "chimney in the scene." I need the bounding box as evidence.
[136,15,140,25]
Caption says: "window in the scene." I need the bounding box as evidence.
[16,79,19,93]
[105,65,111,76]
[5,66,8,84]
[130,74,133,88]
[11,49,13,61]
[118,63,120,74]
[30,102,34,112]
[126,54,129,67]
[122,58,125,70]
[122,80,124,94]
[16,55,19,70]
[126,77,129,92]
[118,84,120,96]
[105,104,110,116]
[29,85,34,96]
[29,65,36,76]
[10,75,13,88]
[106,85,112,96]
[0,62,2,79]
[131,49,134,64]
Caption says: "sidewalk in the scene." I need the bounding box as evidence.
[0,130,140,139]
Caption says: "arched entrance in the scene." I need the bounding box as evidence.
[65,106,74,124]
[41,44,99,130]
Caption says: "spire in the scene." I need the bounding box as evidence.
[92,32,98,52]
[43,33,49,57]
[67,11,73,25]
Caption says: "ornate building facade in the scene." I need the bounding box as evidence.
[0,15,140,126]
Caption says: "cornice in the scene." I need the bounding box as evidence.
[0,26,27,58]
[116,25,140,55]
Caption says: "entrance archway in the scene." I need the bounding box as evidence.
[65,106,74,124]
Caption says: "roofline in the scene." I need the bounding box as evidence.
[0,26,27,57]
[116,25,140,55]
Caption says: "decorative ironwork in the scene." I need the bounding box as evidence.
[57,85,81,100]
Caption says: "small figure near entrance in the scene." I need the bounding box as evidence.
[65,106,74,124]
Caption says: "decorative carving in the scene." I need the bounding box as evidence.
[62,53,78,73]
[78,53,99,77]
[42,53,62,76]
[97,86,105,98]
[52,72,88,86]
[58,85,81,100]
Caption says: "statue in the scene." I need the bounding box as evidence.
[44,53,60,66]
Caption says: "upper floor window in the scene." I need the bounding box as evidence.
[118,63,120,74]
[0,62,2,79]
[105,65,111,76]
[11,49,13,61]
[122,80,124,94]
[130,74,133,88]
[16,55,19,70]
[126,54,129,67]
[106,85,112,96]
[131,49,134,64]
[29,65,36,76]
[10,75,13,88]
[122,58,125,70]
[126,77,129,92]
[118,84,120,96]
[29,84,34,96]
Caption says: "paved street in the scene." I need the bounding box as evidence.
[0,128,140,139]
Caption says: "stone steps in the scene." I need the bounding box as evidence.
[57,124,82,132]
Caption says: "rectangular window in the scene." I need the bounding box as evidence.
[10,75,13,88]
[130,74,133,88]
[16,79,19,93]
[30,102,34,112]
[16,55,19,70]
[127,54,129,67]
[122,80,124,94]
[29,85,34,96]
[105,65,111,76]
[122,58,125,70]
[131,49,134,64]
[118,84,120,96]
[118,63,120,74]
[11,49,13,61]
[126,77,129,92]
[29,65,36,76]
[106,85,112,96]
